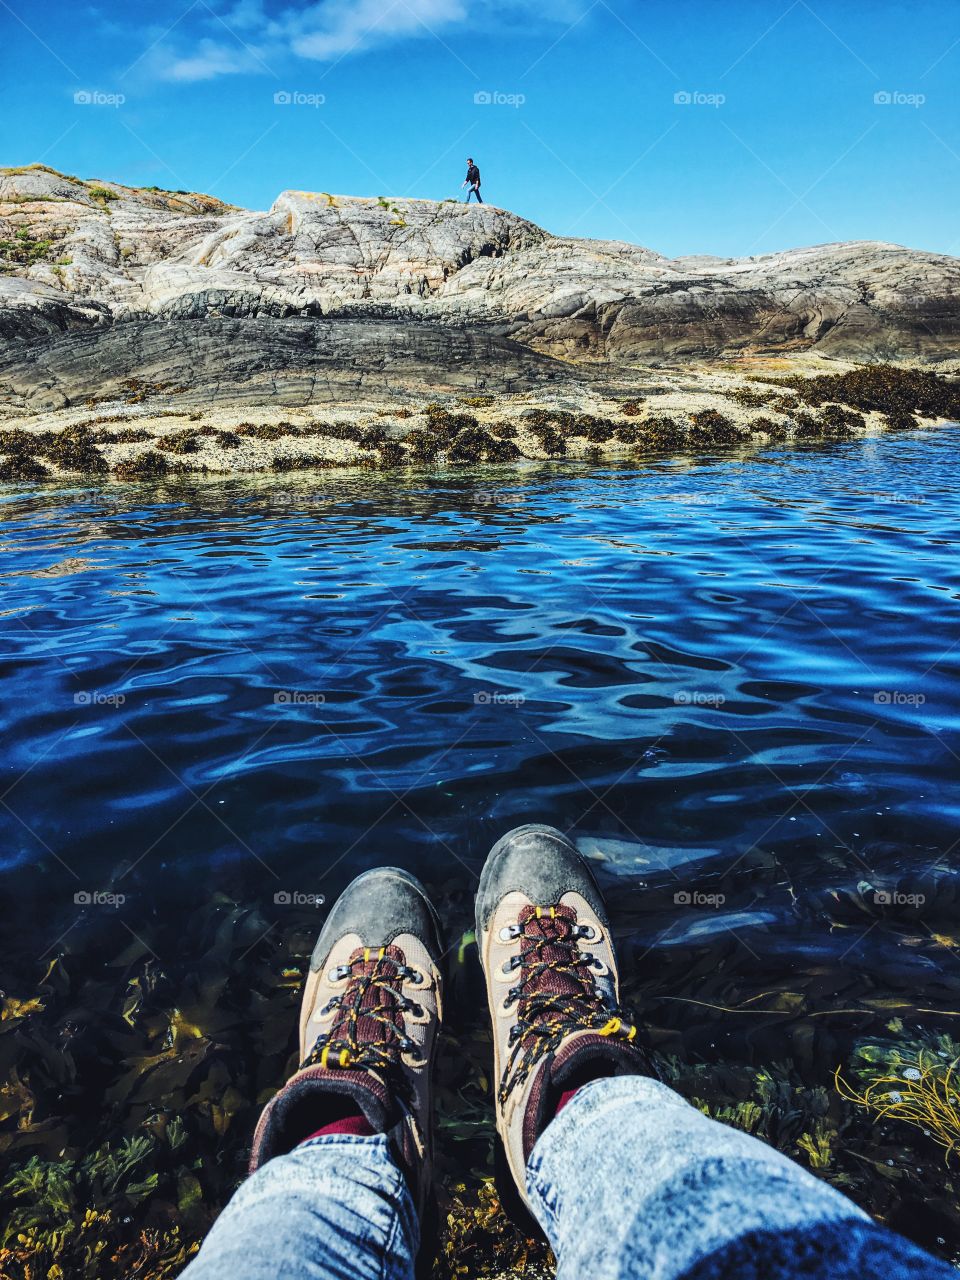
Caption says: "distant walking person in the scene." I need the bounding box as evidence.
[462,157,482,202]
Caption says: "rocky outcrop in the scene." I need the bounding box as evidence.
[1,164,958,411]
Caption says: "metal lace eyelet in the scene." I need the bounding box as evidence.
[499,924,521,941]
[327,964,351,982]
[502,986,519,1010]
[501,955,521,975]
[576,923,598,941]
[508,1024,522,1043]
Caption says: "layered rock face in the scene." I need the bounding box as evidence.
[1,164,958,410]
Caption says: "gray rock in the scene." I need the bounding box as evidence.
[1,164,958,409]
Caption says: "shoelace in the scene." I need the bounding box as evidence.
[498,904,636,1104]
[301,946,425,1075]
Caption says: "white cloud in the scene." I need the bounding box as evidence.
[160,39,264,82]
[147,0,590,80]
[288,0,468,62]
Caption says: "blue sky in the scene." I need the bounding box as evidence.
[1,0,958,257]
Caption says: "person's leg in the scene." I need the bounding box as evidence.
[185,866,444,1280]
[182,1134,416,1280]
[527,1074,954,1280]
[475,187,483,203]
[477,825,954,1280]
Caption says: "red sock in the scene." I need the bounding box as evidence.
[556,1087,580,1114]
[301,1114,374,1142]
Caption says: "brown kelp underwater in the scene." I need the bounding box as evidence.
[2,365,960,482]
[3,875,960,1280]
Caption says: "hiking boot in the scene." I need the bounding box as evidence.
[250,867,444,1220]
[476,824,650,1211]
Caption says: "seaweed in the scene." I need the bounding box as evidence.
[42,425,108,474]
[270,454,329,472]
[359,425,388,449]
[489,422,518,440]
[156,430,201,455]
[0,428,53,454]
[687,410,745,445]
[769,365,960,422]
[728,387,775,408]
[234,424,297,442]
[791,411,822,438]
[424,408,480,443]
[404,429,441,462]
[571,416,615,443]
[614,424,643,444]
[524,408,576,437]
[526,423,567,457]
[311,422,364,443]
[636,416,685,448]
[376,441,406,468]
[836,1035,960,1161]
[97,427,153,444]
[749,416,788,441]
[483,437,521,463]
[620,399,643,417]
[818,404,865,435]
[883,410,919,431]
[0,454,50,482]
[113,451,170,480]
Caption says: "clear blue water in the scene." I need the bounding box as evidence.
[3,433,960,974]
[4,429,960,1256]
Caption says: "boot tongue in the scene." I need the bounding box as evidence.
[517,904,587,1002]
[324,944,406,1059]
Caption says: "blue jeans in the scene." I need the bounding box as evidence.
[183,1076,952,1280]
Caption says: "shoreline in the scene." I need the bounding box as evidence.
[2,357,958,484]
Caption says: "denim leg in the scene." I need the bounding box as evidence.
[526,1075,881,1280]
[182,1134,417,1280]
